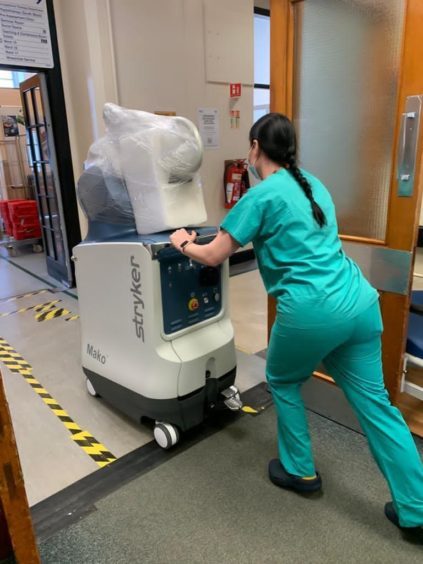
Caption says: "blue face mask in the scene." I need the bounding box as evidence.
[248,162,260,179]
[248,160,261,185]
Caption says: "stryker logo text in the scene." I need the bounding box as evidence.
[87,344,106,364]
[131,255,145,342]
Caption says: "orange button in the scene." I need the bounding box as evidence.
[188,298,199,311]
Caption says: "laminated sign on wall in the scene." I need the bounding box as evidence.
[198,108,219,149]
[0,0,53,68]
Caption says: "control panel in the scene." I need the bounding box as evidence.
[158,248,222,335]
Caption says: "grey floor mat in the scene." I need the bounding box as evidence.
[39,407,423,564]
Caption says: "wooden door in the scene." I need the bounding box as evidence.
[269,0,423,432]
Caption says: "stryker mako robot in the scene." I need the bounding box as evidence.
[73,106,241,449]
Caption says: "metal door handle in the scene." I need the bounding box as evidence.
[397,96,422,196]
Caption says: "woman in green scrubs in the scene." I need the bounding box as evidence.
[170,113,423,534]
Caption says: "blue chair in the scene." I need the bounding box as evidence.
[402,290,423,399]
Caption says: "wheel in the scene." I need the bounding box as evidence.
[33,244,43,253]
[154,422,180,449]
[86,378,100,397]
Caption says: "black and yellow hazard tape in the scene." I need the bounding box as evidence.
[0,300,61,319]
[0,288,51,304]
[65,314,80,321]
[0,337,117,467]
[0,298,80,324]
[35,305,71,322]
[35,304,80,323]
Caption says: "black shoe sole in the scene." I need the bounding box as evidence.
[268,459,322,493]
[384,502,423,544]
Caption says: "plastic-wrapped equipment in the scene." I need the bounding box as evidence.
[78,103,207,235]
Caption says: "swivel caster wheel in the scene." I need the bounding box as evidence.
[154,422,180,449]
[86,378,100,397]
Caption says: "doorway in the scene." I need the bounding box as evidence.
[0,0,80,289]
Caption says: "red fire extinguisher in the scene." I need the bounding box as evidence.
[224,160,249,209]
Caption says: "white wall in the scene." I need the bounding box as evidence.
[54,0,120,236]
[54,0,254,235]
[109,0,253,227]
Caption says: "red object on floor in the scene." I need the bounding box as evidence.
[2,200,41,240]
[0,199,26,236]
[8,200,38,221]
[12,225,41,240]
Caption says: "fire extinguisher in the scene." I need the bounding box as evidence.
[224,160,248,209]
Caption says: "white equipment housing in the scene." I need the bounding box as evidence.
[74,228,237,445]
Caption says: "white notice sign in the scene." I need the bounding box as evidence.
[198,108,219,149]
[0,0,53,68]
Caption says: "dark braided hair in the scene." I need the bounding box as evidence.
[249,113,327,228]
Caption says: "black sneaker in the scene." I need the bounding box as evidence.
[384,502,423,542]
[268,459,322,493]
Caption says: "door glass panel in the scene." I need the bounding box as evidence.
[34,167,46,197]
[44,228,55,260]
[30,128,41,162]
[38,196,49,224]
[44,163,55,197]
[33,87,45,124]
[293,0,405,240]
[24,90,36,126]
[54,230,64,261]
[39,126,48,161]
[48,195,58,217]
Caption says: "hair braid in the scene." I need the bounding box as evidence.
[249,113,327,229]
[286,154,327,228]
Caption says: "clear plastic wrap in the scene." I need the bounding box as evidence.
[78,103,207,235]
[77,137,135,226]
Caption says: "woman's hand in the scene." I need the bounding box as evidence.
[170,228,197,251]
[169,228,239,266]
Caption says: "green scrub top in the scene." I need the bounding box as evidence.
[221,168,378,325]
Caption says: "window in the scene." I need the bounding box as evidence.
[0,70,35,88]
[0,70,14,88]
[254,8,270,122]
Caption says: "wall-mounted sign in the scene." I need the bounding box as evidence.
[0,0,53,69]
[230,83,241,98]
[198,107,219,149]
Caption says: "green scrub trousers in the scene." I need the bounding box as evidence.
[221,166,423,528]
[267,301,423,528]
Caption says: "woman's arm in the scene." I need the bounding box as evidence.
[169,228,240,266]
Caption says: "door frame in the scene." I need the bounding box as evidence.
[0,0,80,286]
[269,0,423,406]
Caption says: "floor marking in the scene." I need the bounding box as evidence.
[65,314,80,322]
[0,337,117,468]
[0,288,52,304]
[0,298,79,323]
[0,300,60,319]
[36,305,71,322]
[35,304,79,323]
